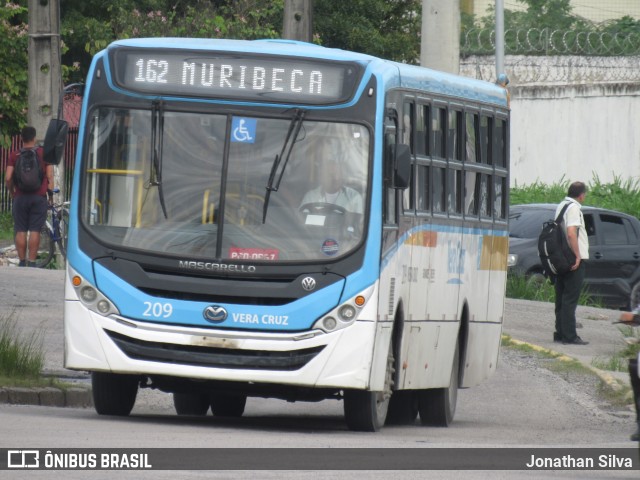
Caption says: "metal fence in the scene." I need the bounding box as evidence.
[0,128,77,214]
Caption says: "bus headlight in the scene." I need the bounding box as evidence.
[69,268,119,317]
[507,253,518,267]
[80,286,97,303]
[312,284,374,333]
[338,305,356,322]
[323,317,337,331]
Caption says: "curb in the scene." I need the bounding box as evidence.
[504,336,632,398]
[0,386,93,408]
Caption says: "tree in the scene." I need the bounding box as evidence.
[0,3,28,146]
[59,0,421,83]
[314,0,421,63]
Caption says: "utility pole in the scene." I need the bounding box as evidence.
[28,0,64,199]
[283,0,313,42]
[420,0,460,74]
[28,0,61,144]
[496,0,505,78]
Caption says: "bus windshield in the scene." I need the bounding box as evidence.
[81,108,370,263]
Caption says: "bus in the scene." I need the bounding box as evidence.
[61,37,510,432]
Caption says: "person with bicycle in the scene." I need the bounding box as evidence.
[4,126,55,267]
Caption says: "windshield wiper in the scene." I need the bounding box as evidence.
[262,109,305,223]
[150,100,168,219]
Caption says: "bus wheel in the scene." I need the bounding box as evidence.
[210,392,247,417]
[173,392,210,416]
[418,342,459,427]
[386,390,418,425]
[92,372,138,416]
[343,346,394,432]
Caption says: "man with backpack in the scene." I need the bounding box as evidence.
[4,126,54,267]
[553,181,590,345]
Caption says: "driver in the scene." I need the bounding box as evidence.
[299,143,363,215]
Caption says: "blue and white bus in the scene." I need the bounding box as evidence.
[63,38,510,431]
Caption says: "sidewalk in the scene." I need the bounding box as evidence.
[503,298,634,390]
[0,241,18,267]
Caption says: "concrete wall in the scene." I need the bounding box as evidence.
[509,82,640,187]
[461,55,640,187]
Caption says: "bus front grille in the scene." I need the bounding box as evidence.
[104,330,324,371]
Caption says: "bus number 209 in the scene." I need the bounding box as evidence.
[143,301,173,318]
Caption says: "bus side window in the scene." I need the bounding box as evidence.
[417,164,429,212]
[448,110,463,161]
[494,175,507,219]
[433,107,446,158]
[416,104,428,156]
[403,101,415,211]
[480,115,491,164]
[384,114,398,225]
[432,166,445,213]
[494,118,507,168]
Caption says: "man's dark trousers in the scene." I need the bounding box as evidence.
[554,262,586,342]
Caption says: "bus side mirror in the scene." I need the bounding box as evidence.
[390,143,411,189]
[43,118,69,165]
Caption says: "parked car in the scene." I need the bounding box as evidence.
[508,203,640,309]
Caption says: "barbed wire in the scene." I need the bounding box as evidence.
[460,54,640,85]
[462,27,640,56]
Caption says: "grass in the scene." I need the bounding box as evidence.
[0,310,44,380]
[592,326,640,373]
[506,273,603,307]
[0,211,12,242]
[511,174,640,219]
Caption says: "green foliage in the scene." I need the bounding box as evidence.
[0,3,28,147]
[0,212,13,242]
[506,272,601,306]
[111,0,283,41]
[59,0,421,83]
[511,174,640,220]
[510,177,570,206]
[506,273,555,302]
[314,0,421,63]
[0,311,44,379]
[592,326,640,372]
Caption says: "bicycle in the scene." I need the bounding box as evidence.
[35,188,70,268]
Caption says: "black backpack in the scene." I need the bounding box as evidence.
[538,203,577,277]
[14,147,44,193]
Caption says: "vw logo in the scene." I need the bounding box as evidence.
[301,277,316,291]
[203,305,228,323]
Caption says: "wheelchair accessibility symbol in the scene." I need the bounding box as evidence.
[231,117,257,143]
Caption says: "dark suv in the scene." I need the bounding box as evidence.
[508,203,640,309]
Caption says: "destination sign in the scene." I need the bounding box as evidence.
[110,47,362,105]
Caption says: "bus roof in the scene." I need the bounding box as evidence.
[107,38,509,108]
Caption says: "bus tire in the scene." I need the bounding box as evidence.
[385,390,418,425]
[418,342,459,427]
[343,345,394,432]
[173,392,210,416]
[92,372,138,416]
[210,392,247,417]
